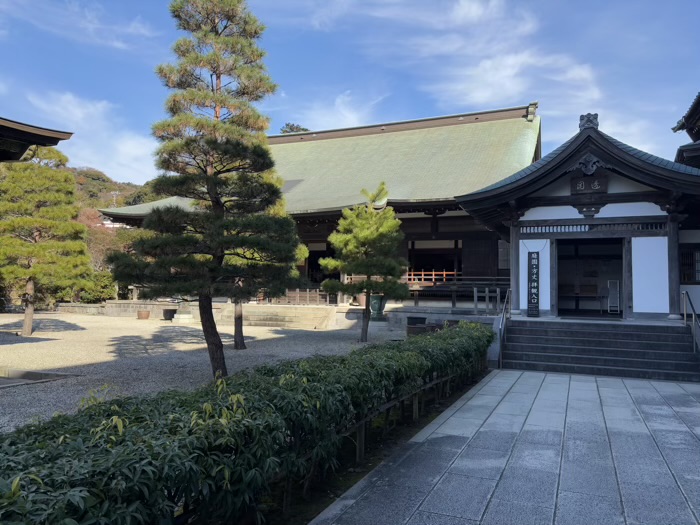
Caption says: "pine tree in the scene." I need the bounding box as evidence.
[109,0,300,377]
[280,122,310,134]
[320,183,409,342]
[0,147,91,336]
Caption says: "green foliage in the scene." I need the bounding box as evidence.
[123,180,161,206]
[0,149,91,294]
[0,323,494,524]
[320,182,408,299]
[78,271,116,303]
[280,122,310,134]
[70,167,142,209]
[109,0,300,369]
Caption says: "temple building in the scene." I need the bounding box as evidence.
[100,103,542,300]
[100,97,700,320]
[459,109,700,320]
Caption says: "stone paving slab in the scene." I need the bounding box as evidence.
[311,370,700,525]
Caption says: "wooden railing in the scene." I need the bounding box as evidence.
[259,288,337,306]
[347,272,509,288]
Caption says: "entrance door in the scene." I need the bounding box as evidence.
[557,239,623,318]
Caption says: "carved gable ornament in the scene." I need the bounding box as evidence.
[579,113,599,130]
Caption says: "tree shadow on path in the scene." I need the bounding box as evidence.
[0,318,86,334]
[107,325,256,360]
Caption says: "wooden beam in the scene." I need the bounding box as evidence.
[550,239,558,317]
[519,216,668,227]
[668,216,681,318]
[623,237,633,318]
[520,191,663,209]
[521,229,668,240]
[510,223,520,314]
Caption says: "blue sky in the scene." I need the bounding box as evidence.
[0,0,698,184]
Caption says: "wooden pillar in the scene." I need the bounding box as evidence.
[623,237,633,319]
[510,223,520,314]
[668,217,681,319]
[454,240,460,275]
[550,239,558,317]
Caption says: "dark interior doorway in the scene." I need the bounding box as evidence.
[557,238,623,318]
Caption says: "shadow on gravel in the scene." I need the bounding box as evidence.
[108,325,258,359]
[0,318,86,334]
[0,335,57,346]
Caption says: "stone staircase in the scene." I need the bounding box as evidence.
[502,319,700,382]
[225,305,335,330]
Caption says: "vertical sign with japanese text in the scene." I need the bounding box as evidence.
[528,252,540,317]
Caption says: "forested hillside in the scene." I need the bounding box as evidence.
[70,167,158,208]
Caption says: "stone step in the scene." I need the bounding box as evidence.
[242,315,329,323]
[245,321,323,329]
[507,334,693,351]
[508,327,692,343]
[509,319,690,334]
[501,360,700,382]
[502,350,699,372]
[504,343,697,361]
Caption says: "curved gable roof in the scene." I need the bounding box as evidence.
[457,115,700,212]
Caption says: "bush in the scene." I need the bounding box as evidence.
[0,322,493,524]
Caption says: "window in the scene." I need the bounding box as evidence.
[680,244,700,284]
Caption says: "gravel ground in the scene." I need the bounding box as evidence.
[0,313,402,433]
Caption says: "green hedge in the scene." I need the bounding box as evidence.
[0,322,493,524]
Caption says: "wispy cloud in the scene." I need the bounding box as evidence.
[267,0,686,157]
[293,90,387,130]
[26,91,158,184]
[0,0,158,50]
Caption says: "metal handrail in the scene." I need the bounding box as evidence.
[498,289,512,368]
[682,291,699,355]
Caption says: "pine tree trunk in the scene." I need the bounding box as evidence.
[21,278,35,337]
[198,293,228,377]
[234,299,246,350]
[360,290,371,343]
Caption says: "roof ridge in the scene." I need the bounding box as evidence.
[268,102,539,144]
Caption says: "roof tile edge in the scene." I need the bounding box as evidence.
[269,102,539,145]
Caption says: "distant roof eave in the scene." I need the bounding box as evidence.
[0,118,73,142]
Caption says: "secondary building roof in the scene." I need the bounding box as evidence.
[0,118,73,162]
[672,92,700,142]
[457,112,700,232]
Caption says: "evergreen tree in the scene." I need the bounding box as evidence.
[280,122,310,134]
[0,148,91,336]
[109,0,300,377]
[320,183,409,342]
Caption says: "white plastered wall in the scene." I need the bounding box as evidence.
[632,237,669,314]
[521,202,664,222]
[519,239,550,312]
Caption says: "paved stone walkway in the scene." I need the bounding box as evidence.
[312,370,700,525]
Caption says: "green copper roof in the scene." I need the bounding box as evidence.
[99,109,541,221]
[98,196,196,218]
[271,116,540,214]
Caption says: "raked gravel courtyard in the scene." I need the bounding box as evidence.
[0,312,401,433]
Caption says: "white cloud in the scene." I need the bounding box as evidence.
[26,91,158,184]
[295,90,387,130]
[0,0,158,50]
[258,0,685,157]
